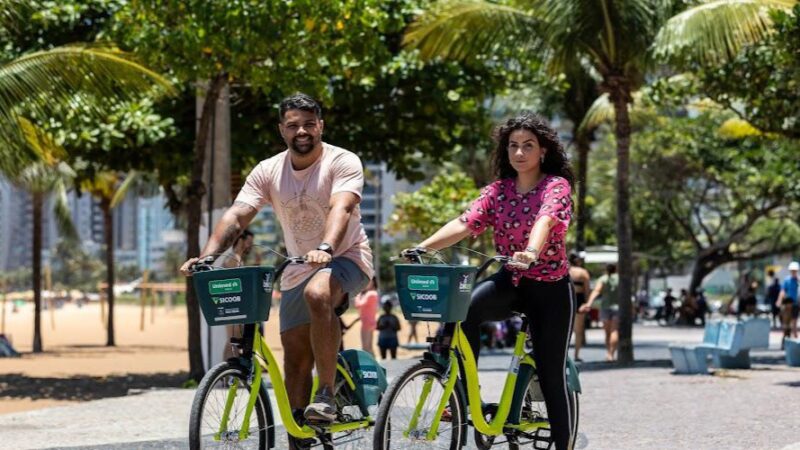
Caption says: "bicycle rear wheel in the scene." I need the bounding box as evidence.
[373,360,464,450]
[189,361,270,450]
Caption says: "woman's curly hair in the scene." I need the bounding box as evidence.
[492,114,574,187]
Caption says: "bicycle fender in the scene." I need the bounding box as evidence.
[566,358,582,394]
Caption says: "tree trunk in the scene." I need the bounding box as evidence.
[32,192,43,353]
[608,80,635,364]
[102,198,115,346]
[574,130,591,251]
[186,73,227,382]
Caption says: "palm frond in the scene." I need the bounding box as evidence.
[653,0,797,65]
[404,0,543,62]
[18,116,66,164]
[0,45,175,143]
[110,171,138,209]
[52,178,78,241]
[578,90,649,133]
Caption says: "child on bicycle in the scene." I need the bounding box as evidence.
[405,114,575,450]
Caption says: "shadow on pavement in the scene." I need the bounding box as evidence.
[0,372,188,402]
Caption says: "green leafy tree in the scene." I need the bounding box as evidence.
[629,111,800,292]
[388,168,491,257]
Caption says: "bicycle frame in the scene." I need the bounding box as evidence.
[214,325,371,442]
[411,322,545,440]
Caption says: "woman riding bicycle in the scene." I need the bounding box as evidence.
[406,114,575,450]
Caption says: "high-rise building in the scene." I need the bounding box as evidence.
[137,192,178,271]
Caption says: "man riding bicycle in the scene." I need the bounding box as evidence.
[180,93,373,447]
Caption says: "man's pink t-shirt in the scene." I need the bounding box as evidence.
[355,290,379,331]
[460,175,572,285]
[235,143,374,290]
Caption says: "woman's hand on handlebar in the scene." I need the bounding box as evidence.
[509,251,537,270]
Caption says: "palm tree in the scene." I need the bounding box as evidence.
[15,119,77,353]
[405,0,677,363]
[1,42,172,352]
[653,0,797,64]
[0,45,174,173]
[81,171,139,347]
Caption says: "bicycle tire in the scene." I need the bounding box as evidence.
[373,360,464,450]
[189,361,270,450]
[475,374,580,450]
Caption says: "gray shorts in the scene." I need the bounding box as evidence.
[600,306,620,322]
[279,257,369,333]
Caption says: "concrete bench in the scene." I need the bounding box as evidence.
[785,338,800,367]
[711,317,770,369]
[669,318,770,374]
[669,321,721,374]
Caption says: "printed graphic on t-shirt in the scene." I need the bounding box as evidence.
[283,193,327,245]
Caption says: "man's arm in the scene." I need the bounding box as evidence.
[180,201,258,275]
[304,192,360,266]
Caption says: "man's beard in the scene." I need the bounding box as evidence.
[290,135,316,154]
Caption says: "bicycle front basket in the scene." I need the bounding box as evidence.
[192,266,276,326]
[395,264,477,322]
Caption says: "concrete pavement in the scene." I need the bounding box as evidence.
[2,323,799,449]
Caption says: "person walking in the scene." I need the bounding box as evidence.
[181,93,373,448]
[580,264,620,361]
[354,277,379,356]
[405,114,576,450]
[776,261,800,344]
[569,252,590,362]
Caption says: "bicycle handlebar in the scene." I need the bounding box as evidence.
[188,254,306,282]
[398,248,532,278]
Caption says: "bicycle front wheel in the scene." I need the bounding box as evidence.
[373,360,464,450]
[189,361,270,450]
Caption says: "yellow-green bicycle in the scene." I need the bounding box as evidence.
[188,254,385,449]
[373,249,581,449]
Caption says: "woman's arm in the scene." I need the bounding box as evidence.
[417,218,472,251]
[580,279,604,313]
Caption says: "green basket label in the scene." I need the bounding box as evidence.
[410,292,438,301]
[208,278,242,295]
[408,275,439,291]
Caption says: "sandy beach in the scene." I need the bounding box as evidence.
[0,300,423,415]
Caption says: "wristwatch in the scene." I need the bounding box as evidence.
[525,246,538,255]
[317,243,334,255]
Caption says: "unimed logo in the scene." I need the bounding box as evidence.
[209,278,242,295]
[408,275,439,291]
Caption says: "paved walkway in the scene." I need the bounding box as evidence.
[2,323,799,449]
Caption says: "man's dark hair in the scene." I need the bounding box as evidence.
[606,263,617,274]
[235,229,254,245]
[279,93,322,120]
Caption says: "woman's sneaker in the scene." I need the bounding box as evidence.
[304,386,337,422]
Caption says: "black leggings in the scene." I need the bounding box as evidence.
[461,269,574,450]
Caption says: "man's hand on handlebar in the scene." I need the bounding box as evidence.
[400,247,427,262]
[180,256,215,276]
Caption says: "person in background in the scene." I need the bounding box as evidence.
[766,270,782,328]
[581,263,620,361]
[354,277,379,356]
[569,252,591,362]
[776,261,800,345]
[406,319,419,344]
[695,288,708,326]
[662,288,676,325]
[376,300,401,359]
